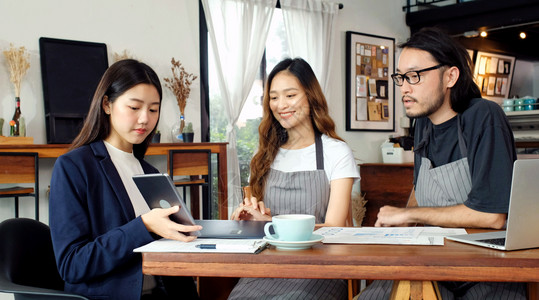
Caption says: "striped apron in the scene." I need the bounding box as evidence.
[228,134,347,300]
[358,115,525,300]
[415,115,471,207]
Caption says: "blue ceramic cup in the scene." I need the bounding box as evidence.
[264,214,315,241]
[514,99,525,111]
[503,99,514,112]
[524,98,536,111]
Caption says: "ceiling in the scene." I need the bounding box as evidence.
[405,0,539,61]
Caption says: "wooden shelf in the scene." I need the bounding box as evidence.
[0,136,34,145]
[0,142,229,219]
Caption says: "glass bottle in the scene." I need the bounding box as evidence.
[10,97,23,137]
[171,115,185,143]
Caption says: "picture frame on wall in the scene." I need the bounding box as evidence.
[473,51,515,103]
[346,31,395,131]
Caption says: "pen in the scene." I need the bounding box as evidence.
[196,244,218,249]
[195,243,266,251]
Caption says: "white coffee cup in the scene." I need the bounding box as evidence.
[264,214,315,241]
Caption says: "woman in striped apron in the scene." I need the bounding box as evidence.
[229,58,359,300]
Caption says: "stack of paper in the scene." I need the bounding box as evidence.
[315,227,467,246]
[134,238,267,254]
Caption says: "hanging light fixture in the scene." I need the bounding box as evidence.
[480,31,488,38]
[463,30,479,38]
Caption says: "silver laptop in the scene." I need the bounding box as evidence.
[446,159,539,251]
[133,173,268,239]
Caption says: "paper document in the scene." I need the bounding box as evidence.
[134,238,268,254]
[314,227,467,246]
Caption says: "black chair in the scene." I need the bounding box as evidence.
[168,149,212,219]
[0,218,89,300]
[0,152,39,220]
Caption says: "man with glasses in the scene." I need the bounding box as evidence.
[358,27,525,299]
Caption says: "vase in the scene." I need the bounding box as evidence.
[171,115,185,143]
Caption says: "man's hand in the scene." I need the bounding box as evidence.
[374,205,412,227]
[374,204,507,229]
[141,206,202,242]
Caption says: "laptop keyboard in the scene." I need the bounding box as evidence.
[477,238,506,246]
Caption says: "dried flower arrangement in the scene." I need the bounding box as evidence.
[112,49,134,62]
[3,44,31,97]
[163,58,197,116]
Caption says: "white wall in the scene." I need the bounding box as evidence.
[0,0,201,143]
[511,60,538,98]
[330,0,409,164]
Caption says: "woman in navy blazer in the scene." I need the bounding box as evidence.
[49,59,201,300]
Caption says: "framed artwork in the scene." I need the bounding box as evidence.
[346,31,395,131]
[466,49,475,62]
[473,51,515,103]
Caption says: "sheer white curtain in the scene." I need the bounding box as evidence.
[280,0,340,95]
[201,0,276,211]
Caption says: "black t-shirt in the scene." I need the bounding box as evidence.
[413,98,517,213]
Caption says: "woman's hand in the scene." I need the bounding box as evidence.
[141,206,202,242]
[231,196,271,221]
[243,196,268,215]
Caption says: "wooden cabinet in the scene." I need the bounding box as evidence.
[359,163,414,227]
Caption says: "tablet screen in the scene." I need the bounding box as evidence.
[133,173,199,235]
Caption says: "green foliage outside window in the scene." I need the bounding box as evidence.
[209,95,261,218]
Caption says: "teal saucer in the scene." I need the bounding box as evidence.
[263,234,324,250]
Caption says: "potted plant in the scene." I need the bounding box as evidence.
[182,122,194,143]
[151,130,161,143]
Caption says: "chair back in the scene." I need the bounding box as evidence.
[168,149,211,177]
[0,152,38,184]
[0,218,64,291]
[168,149,212,219]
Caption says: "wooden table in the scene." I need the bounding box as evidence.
[142,231,539,299]
[0,142,229,219]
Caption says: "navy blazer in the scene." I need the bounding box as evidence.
[50,141,158,300]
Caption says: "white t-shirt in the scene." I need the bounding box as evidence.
[103,141,157,292]
[104,141,150,217]
[271,134,360,183]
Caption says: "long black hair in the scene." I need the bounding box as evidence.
[70,59,162,159]
[400,27,481,113]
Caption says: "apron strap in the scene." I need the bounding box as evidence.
[315,132,324,170]
[456,114,468,158]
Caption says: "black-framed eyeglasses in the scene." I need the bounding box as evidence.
[391,64,445,86]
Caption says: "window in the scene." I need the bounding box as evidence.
[201,5,289,189]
